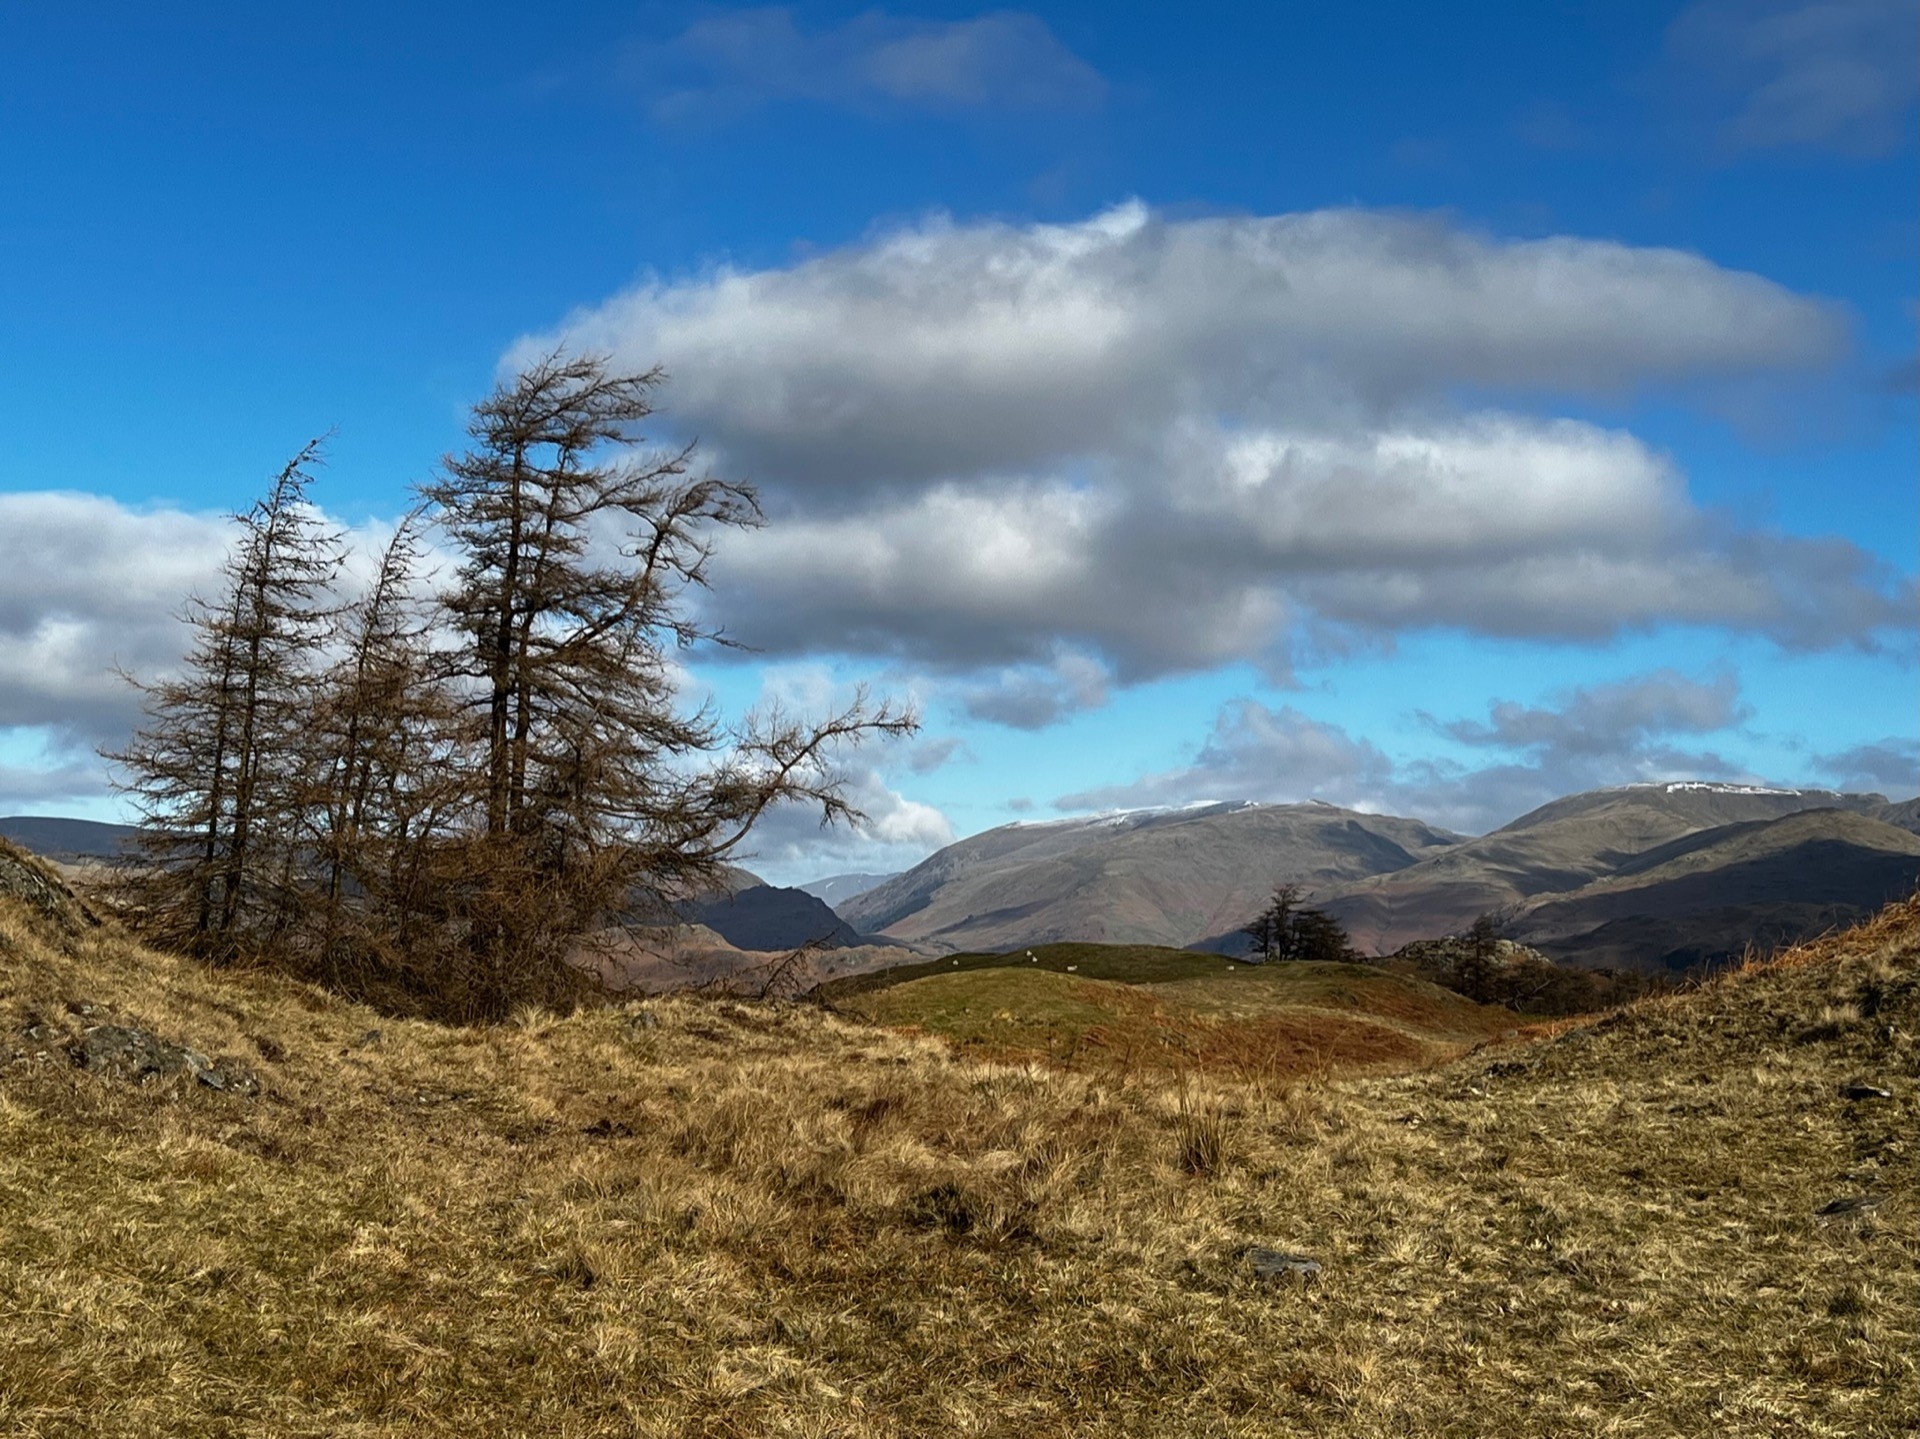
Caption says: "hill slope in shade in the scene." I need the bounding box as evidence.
[1504,808,1920,972]
[0,839,1913,1434]
[0,815,137,862]
[675,882,871,952]
[840,801,1461,952]
[1307,783,1891,956]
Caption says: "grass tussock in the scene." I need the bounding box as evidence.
[0,845,1915,1436]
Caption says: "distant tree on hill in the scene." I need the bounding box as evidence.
[1240,883,1356,962]
[1242,883,1302,960]
[1289,906,1357,964]
[1385,917,1668,1016]
[1455,911,1506,1003]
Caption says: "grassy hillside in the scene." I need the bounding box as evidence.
[819,942,1515,1076]
[1508,809,1920,972]
[1,840,1915,1436]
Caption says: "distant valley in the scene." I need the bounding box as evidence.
[822,784,1920,975]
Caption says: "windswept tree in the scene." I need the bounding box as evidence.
[115,353,911,1018]
[294,512,457,987]
[111,441,340,960]
[412,352,913,1015]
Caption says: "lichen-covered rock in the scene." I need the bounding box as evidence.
[1246,1247,1323,1280]
[0,848,69,917]
[69,1024,259,1095]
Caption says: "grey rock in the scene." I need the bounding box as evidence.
[1815,1194,1886,1219]
[0,851,72,917]
[1841,1083,1893,1101]
[1247,1247,1322,1279]
[70,1024,257,1096]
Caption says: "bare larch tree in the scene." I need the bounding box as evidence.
[111,441,339,961]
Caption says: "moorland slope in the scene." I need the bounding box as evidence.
[0,839,1913,1437]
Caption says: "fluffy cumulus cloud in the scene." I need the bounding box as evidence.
[958,650,1109,729]
[525,202,1906,721]
[1063,671,1769,835]
[1432,670,1748,757]
[1057,702,1395,814]
[0,493,234,746]
[732,764,957,885]
[1400,670,1760,830]
[0,494,442,811]
[633,7,1104,122]
[1667,0,1920,156]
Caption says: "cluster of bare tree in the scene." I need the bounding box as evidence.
[1239,882,1357,963]
[110,353,911,1020]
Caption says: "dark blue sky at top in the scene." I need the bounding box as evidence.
[1,1,1910,523]
[0,2,1912,870]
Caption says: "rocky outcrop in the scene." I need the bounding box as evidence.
[68,1023,259,1094]
[0,840,97,928]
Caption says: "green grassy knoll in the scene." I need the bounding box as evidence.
[820,945,1516,1077]
[816,939,1231,995]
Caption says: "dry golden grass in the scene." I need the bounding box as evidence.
[1,849,1914,1437]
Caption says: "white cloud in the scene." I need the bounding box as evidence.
[0,493,234,743]
[520,203,1904,705]
[542,202,1844,493]
[1433,669,1748,755]
[634,7,1104,122]
[0,493,427,786]
[1667,0,1919,156]
[957,650,1110,729]
[1061,671,1771,835]
[1058,702,1396,814]
[734,764,957,885]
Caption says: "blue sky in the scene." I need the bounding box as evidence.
[0,1,1913,883]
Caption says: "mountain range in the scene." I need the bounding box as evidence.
[837,800,1460,950]
[11,782,1918,975]
[797,872,898,907]
[829,784,1920,974]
